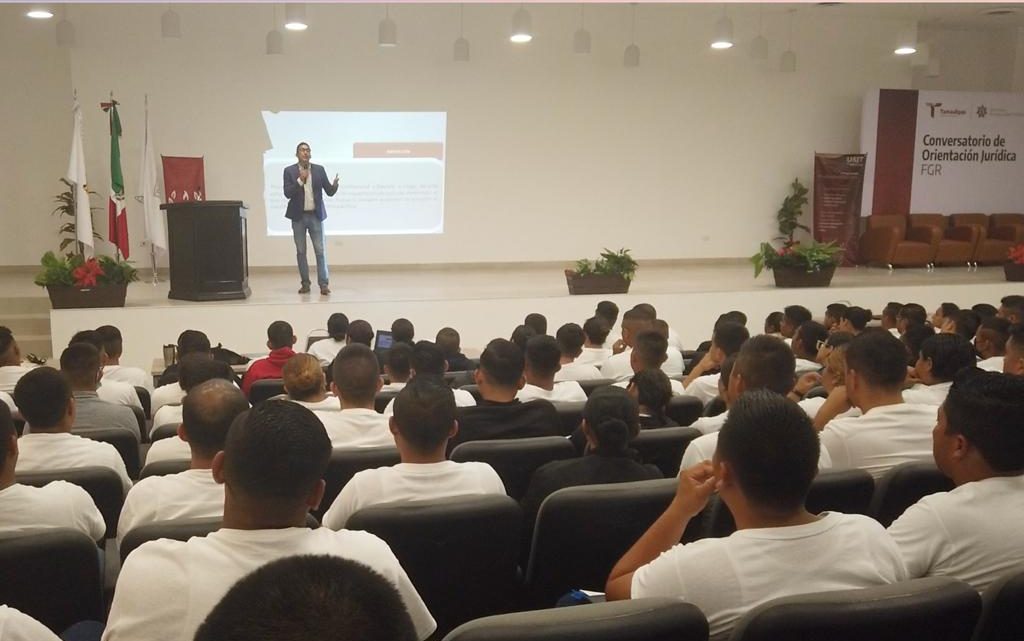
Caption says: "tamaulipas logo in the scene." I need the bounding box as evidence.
[925,102,967,118]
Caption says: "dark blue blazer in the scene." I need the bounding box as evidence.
[283,163,338,221]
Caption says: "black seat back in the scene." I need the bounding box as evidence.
[974,567,1024,641]
[580,379,615,397]
[869,462,955,527]
[314,446,401,520]
[17,466,125,539]
[632,426,701,477]
[666,395,704,427]
[374,391,398,413]
[75,427,141,479]
[248,378,286,405]
[150,421,179,442]
[135,386,152,419]
[450,437,576,501]
[139,458,191,479]
[555,401,585,436]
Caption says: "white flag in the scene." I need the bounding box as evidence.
[139,98,167,252]
[66,97,92,250]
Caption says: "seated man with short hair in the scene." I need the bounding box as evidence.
[0,400,105,541]
[241,321,297,397]
[307,312,349,366]
[322,377,505,529]
[97,325,151,390]
[681,321,749,404]
[103,400,435,641]
[998,295,1024,324]
[153,330,212,410]
[904,333,977,406]
[600,309,656,382]
[282,353,337,412]
[612,331,686,396]
[553,323,603,382]
[346,320,375,347]
[606,390,907,640]
[68,330,143,411]
[382,342,476,416]
[382,343,412,393]
[117,380,249,548]
[13,367,132,492]
[319,345,394,449]
[781,305,812,341]
[60,342,141,441]
[791,321,828,375]
[0,327,36,393]
[974,317,1011,372]
[576,316,612,368]
[151,357,236,435]
[517,336,587,403]
[889,370,1024,592]
[435,327,472,373]
[449,339,561,451]
[1005,323,1024,375]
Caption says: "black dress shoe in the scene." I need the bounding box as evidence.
[320,286,331,296]
[298,285,311,294]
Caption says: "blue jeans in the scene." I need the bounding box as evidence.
[292,213,329,288]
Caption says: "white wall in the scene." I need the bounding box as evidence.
[914,24,1020,92]
[0,3,971,268]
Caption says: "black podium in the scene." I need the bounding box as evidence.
[161,200,251,301]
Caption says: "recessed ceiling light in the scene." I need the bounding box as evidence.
[26,8,53,19]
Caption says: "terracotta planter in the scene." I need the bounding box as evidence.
[771,264,836,288]
[45,283,128,309]
[1005,263,1024,282]
[565,270,631,295]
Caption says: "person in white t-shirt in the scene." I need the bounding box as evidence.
[383,342,476,416]
[102,399,435,641]
[68,329,142,411]
[117,380,249,548]
[151,358,237,434]
[781,305,812,342]
[517,335,587,403]
[12,367,132,492]
[838,306,872,336]
[823,303,848,333]
[790,321,828,376]
[381,342,412,393]
[903,333,977,406]
[889,370,1024,592]
[792,342,861,430]
[879,302,902,337]
[323,377,505,529]
[0,327,35,394]
[821,330,940,480]
[973,317,1010,372]
[281,353,339,412]
[553,323,603,382]
[194,555,421,641]
[0,606,62,641]
[97,325,152,391]
[611,331,687,397]
[0,391,17,417]
[307,312,349,367]
[1004,323,1024,375]
[318,346,394,449]
[681,321,749,405]
[0,401,104,541]
[607,390,906,640]
[601,309,655,382]
[575,316,614,368]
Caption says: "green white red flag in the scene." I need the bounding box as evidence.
[102,98,130,259]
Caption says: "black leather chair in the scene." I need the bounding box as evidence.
[348,495,523,637]
[131,404,148,442]
[580,379,615,397]
[442,598,709,641]
[975,567,1024,641]
[150,421,179,442]
[804,385,828,399]
[666,395,704,427]
[728,577,980,641]
[314,447,401,520]
[374,391,399,413]
[0,529,104,633]
[459,384,483,403]
[75,427,141,479]
[869,462,955,527]
[633,426,701,477]
[248,378,286,405]
[17,466,125,539]
[555,401,585,436]
[524,479,677,607]
[135,386,152,419]
[445,371,475,388]
[700,468,875,539]
[139,458,191,479]
[450,437,576,502]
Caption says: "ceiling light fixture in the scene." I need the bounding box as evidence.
[284,3,307,31]
[510,5,532,44]
[624,4,639,67]
[573,4,591,54]
[711,5,734,50]
[453,4,469,62]
[750,4,768,59]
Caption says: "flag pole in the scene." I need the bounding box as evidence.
[110,90,121,262]
[145,95,159,285]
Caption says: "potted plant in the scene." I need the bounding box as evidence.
[35,179,138,309]
[565,248,638,295]
[750,179,842,288]
[1007,244,1024,282]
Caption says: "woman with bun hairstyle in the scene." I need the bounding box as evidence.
[520,386,662,528]
[628,369,678,429]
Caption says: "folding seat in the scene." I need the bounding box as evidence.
[374,391,398,412]
[450,436,575,501]
[869,461,954,527]
[554,401,584,435]
[17,466,125,539]
[134,386,151,420]
[149,421,179,442]
[314,446,401,520]
[580,378,615,397]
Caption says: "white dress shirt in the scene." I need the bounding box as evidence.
[15,431,132,492]
[0,481,105,541]
[820,403,939,480]
[144,436,190,466]
[117,469,223,548]
[794,358,821,375]
[575,347,612,368]
[976,356,1004,372]
[682,373,721,405]
[291,396,341,412]
[0,390,18,415]
[516,382,587,404]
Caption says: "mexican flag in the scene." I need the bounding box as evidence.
[102,99,130,259]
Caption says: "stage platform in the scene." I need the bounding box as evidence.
[16,260,1019,369]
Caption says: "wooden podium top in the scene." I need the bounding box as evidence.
[160,200,247,210]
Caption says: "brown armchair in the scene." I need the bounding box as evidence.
[908,214,979,267]
[991,214,1024,244]
[858,214,939,269]
[951,213,1014,265]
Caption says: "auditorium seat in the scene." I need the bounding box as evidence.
[131,404,147,442]
[524,479,677,607]
[347,495,523,637]
[75,427,141,479]
[16,466,125,539]
[445,371,475,388]
[555,401,585,435]
[314,446,401,520]
[908,214,979,267]
[990,213,1024,243]
[442,598,709,641]
[451,437,576,502]
[305,332,330,352]
[0,529,105,632]
[149,421,179,442]
[247,378,286,405]
[728,577,980,641]
[703,397,727,417]
[580,378,615,396]
[951,213,1015,266]
[632,426,701,477]
[135,386,151,420]
[974,567,1024,641]
[869,461,954,527]
[858,214,938,268]
[666,395,704,427]
[375,391,398,413]
[139,458,190,479]
[459,383,483,403]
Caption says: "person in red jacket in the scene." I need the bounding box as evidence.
[242,321,297,397]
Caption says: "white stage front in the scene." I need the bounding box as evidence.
[43,261,1024,371]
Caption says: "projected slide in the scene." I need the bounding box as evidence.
[262,111,447,236]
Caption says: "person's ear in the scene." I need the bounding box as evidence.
[950,433,970,462]
[8,432,19,460]
[176,423,188,443]
[516,374,526,391]
[211,451,226,485]
[291,335,297,346]
[307,478,326,511]
[375,376,383,393]
[448,419,459,439]
[388,415,400,436]
[266,340,273,351]
[330,381,340,397]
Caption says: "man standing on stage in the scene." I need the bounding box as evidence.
[284,142,339,295]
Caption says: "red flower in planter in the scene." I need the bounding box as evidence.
[72,258,105,287]
[1009,244,1024,266]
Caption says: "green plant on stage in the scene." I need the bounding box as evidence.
[572,248,639,281]
[751,179,841,277]
[53,177,101,255]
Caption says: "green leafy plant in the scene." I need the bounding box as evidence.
[53,178,101,255]
[34,251,139,287]
[751,179,841,277]
[570,248,638,281]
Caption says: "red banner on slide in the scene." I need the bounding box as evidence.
[814,153,867,266]
[161,156,206,203]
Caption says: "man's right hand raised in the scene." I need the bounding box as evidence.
[298,167,310,183]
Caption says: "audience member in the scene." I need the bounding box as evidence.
[241,321,297,396]
[681,322,749,404]
[997,295,1023,323]
[0,400,104,541]
[824,303,849,333]
[151,357,236,434]
[815,330,853,365]
[435,327,472,372]
[1004,323,1024,375]
[576,316,612,367]
[153,330,212,410]
[510,324,537,352]
[881,301,902,336]
[448,339,561,450]
[382,343,413,392]
[383,342,476,416]
[58,342,140,440]
[628,368,677,428]
[791,321,828,374]
[320,345,393,449]
[308,312,349,366]
[391,318,415,346]
[599,309,655,381]
[0,606,62,641]
[346,320,374,347]
[971,303,998,319]
[888,370,1024,592]
[117,380,249,547]
[103,400,435,641]
[12,367,131,492]
[932,302,961,329]
[901,322,936,367]
[524,312,548,336]
[553,323,603,382]
[800,343,861,431]
[97,325,151,390]
[612,330,686,397]
[68,330,142,411]
[194,555,419,641]
[904,334,977,406]
[594,300,620,347]
[820,330,938,480]
[780,305,812,340]
[607,390,906,639]
[281,353,336,411]
[763,311,784,337]
[897,303,929,336]
[1,328,38,393]
[838,306,872,335]
[974,317,1011,372]
[323,377,505,529]
[517,336,587,403]
[943,310,981,342]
